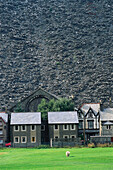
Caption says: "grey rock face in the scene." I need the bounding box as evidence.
[0,0,113,110]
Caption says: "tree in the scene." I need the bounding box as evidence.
[37,98,74,120]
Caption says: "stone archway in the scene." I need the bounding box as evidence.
[25,95,49,112]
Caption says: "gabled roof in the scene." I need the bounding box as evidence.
[0,113,8,123]
[100,108,113,121]
[10,87,59,112]
[11,112,41,125]
[80,103,100,115]
[48,111,79,124]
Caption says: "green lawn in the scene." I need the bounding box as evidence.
[0,147,113,170]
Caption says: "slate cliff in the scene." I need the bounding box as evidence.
[0,0,113,110]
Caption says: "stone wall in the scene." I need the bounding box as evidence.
[0,0,113,111]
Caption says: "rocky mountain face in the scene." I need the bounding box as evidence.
[0,0,113,111]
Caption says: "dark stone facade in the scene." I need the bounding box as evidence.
[49,124,78,139]
[0,118,8,147]
[10,125,41,147]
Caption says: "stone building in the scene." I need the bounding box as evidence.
[48,111,79,146]
[100,108,113,136]
[77,103,100,141]
[10,112,41,147]
[0,113,8,147]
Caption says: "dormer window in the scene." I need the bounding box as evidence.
[88,120,94,129]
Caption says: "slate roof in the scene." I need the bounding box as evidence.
[11,112,41,125]
[100,108,113,121]
[48,111,79,124]
[103,121,113,125]
[80,103,100,115]
[0,113,8,123]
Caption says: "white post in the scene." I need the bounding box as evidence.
[50,138,52,148]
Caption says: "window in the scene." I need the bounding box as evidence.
[88,121,94,129]
[41,125,45,131]
[63,124,68,130]
[63,135,69,141]
[70,124,75,130]
[107,125,111,130]
[14,137,19,143]
[79,121,83,129]
[31,125,36,131]
[0,140,3,144]
[0,130,3,135]
[55,136,59,139]
[31,137,36,143]
[54,125,59,130]
[21,136,27,143]
[70,135,76,140]
[71,135,76,141]
[0,122,2,126]
[14,125,19,131]
[54,136,59,141]
[21,125,26,131]
[63,135,69,139]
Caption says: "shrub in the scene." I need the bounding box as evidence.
[88,143,95,148]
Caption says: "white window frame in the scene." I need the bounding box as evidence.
[31,125,36,131]
[0,139,3,144]
[21,136,27,143]
[107,125,111,130]
[70,135,76,139]
[63,124,69,130]
[54,136,59,139]
[63,135,69,139]
[21,125,26,131]
[14,125,19,131]
[31,136,36,143]
[54,125,59,130]
[70,124,75,130]
[14,136,20,143]
[0,130,3,135]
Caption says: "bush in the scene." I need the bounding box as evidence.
[88,143,95,148]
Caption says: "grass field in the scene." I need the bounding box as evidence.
[0,147,113,170]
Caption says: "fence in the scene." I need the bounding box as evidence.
[51,138,81,148]
[90,136,113,144]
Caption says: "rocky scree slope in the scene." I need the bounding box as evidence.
[0,0,113,110]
